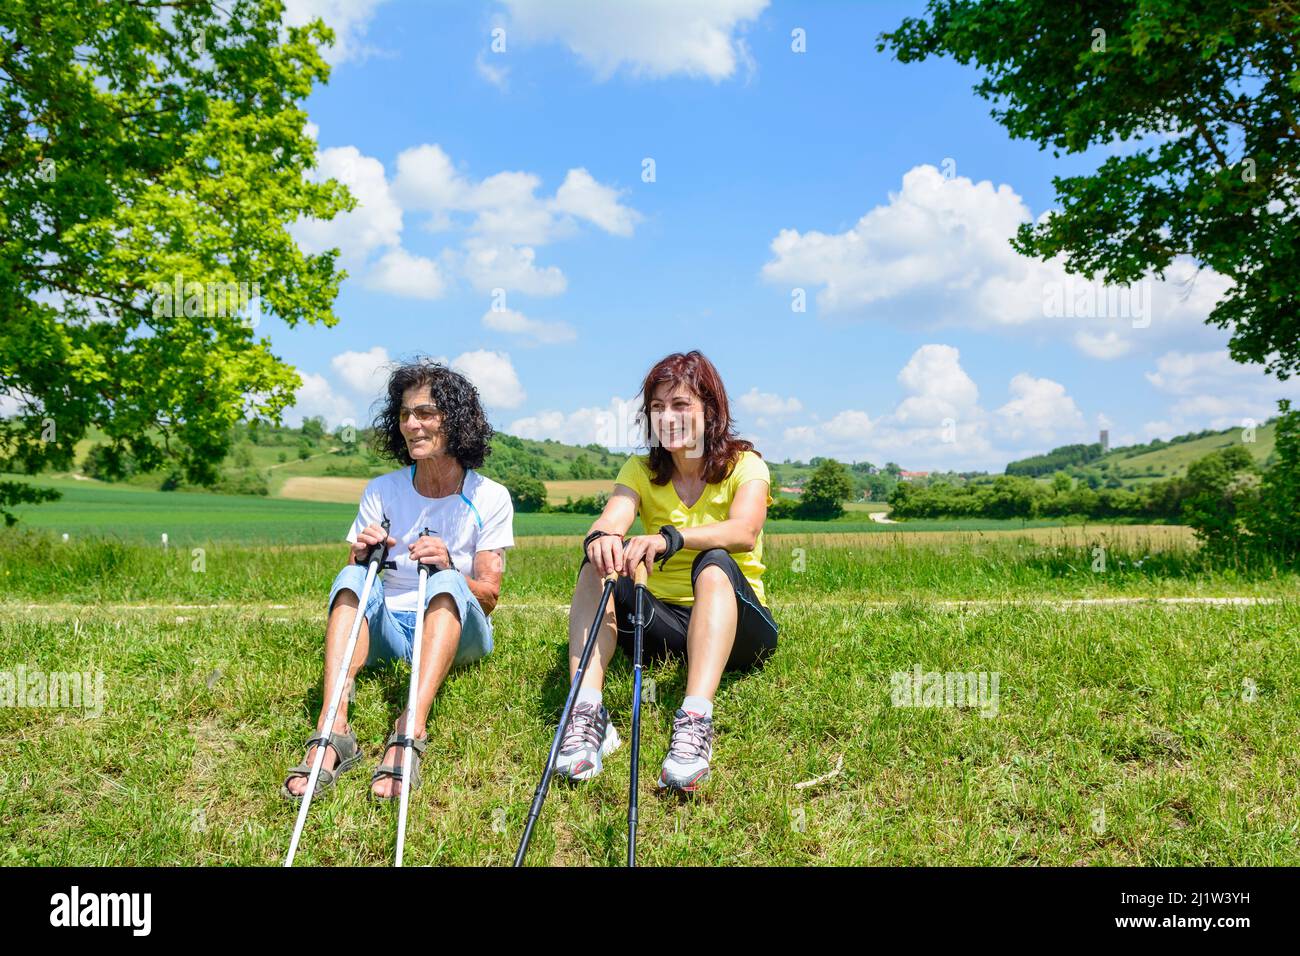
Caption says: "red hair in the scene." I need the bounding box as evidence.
[635,350,759,485]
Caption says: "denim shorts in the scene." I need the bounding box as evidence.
[326,563,494,669]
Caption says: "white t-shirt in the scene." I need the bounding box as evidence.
[346,465,515,613]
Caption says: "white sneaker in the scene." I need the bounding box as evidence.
[657,708,715,793]
[553,701,621,781]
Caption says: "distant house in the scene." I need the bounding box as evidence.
[778,486,802,495]
[899,470,930,481]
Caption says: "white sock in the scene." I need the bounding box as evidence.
[577,687,602,710]
[682,695,713,719]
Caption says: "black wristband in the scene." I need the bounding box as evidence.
[657,524,684,569]
[583,529,620,552]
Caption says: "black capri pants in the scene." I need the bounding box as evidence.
[577,547,779,672]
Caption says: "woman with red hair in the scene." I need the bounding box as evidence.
[553,350,778,794]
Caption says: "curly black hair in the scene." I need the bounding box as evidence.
[370,358,494,469]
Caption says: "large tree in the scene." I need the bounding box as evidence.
[879,1,1300,378]
[0,0,350,521]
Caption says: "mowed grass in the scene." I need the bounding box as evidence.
[1,533,1297,866]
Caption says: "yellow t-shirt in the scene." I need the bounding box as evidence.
[613,449,772,608]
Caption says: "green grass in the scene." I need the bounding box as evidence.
[0,533,1297,866]
[1,530,1297,605]
[2,596,1296,865]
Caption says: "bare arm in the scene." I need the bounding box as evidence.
[584,484,639,576]
[467,548,505,617]
[678,479,769,553]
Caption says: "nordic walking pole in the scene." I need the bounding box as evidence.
[628,560,648,867]
[514,566,619,867]
[285,517,392,867]
[395,527,438,867]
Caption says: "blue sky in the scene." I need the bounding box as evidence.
[272,0,1300,471]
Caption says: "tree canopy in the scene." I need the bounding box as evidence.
[0,0,351,520]
[880,0,1300,378]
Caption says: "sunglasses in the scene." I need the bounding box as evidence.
[399,404,440,424]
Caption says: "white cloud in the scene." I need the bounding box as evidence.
[476,50,510,91]
[364,247,447,299]
[293,145,402,270]
[449,350,526,408]
[330,347,392,397]
[894,344,978,424]
[552,168,642,236]
[736,387,803,428]
[297,141,635,299]
[498,0,768,81]
[392,144,469,212]
[761,163,1233,358]
[284,371,357,428]
[507,395,643,449]
[393,144,640,246]
[388,144,638,294]
[283,0,390,64]
[1073,329,1131,359]
[1143,349,1300,432]
[482,307,576,345]
[994,373,1086,444]
[777,344,1088,471]
[459,239,567,295]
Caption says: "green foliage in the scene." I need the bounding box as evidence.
[508,474,547,513]
[0,0,351,522]
[766,497,798,520]
[880,1,1300,378]
[1007,443,1104,477]
[1181,446,1259,554]
[0,480,58,525]
[549,492,609,515]
[212,470,269,497]
[81,443,138,482]
[1242,400,1300,558]
[300,417,326,442]
[798,459,854,519]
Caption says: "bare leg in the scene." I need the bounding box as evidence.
[285,589,371,796]
[569,561,618,692]
[372,591,462,798]
[683,565,738,701]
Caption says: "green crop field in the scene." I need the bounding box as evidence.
[2,474,1151,548]
[2,527,1297,866]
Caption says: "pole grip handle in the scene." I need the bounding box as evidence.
[632,562,648,586]
[416,526,445,573]
[360,516,392,567]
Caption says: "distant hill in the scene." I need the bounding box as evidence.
[37,419,624,499]
[1005,421,1278,489]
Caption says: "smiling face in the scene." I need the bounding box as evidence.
[649,381,705,456]
[399,384,446,459]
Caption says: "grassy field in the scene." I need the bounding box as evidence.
[3,474,1144,547]
[1,529,1297,866]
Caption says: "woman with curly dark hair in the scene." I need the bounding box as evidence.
[282,358,514,802]
[553,350,778,794]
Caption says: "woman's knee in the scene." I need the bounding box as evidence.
[691,550,739,594]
